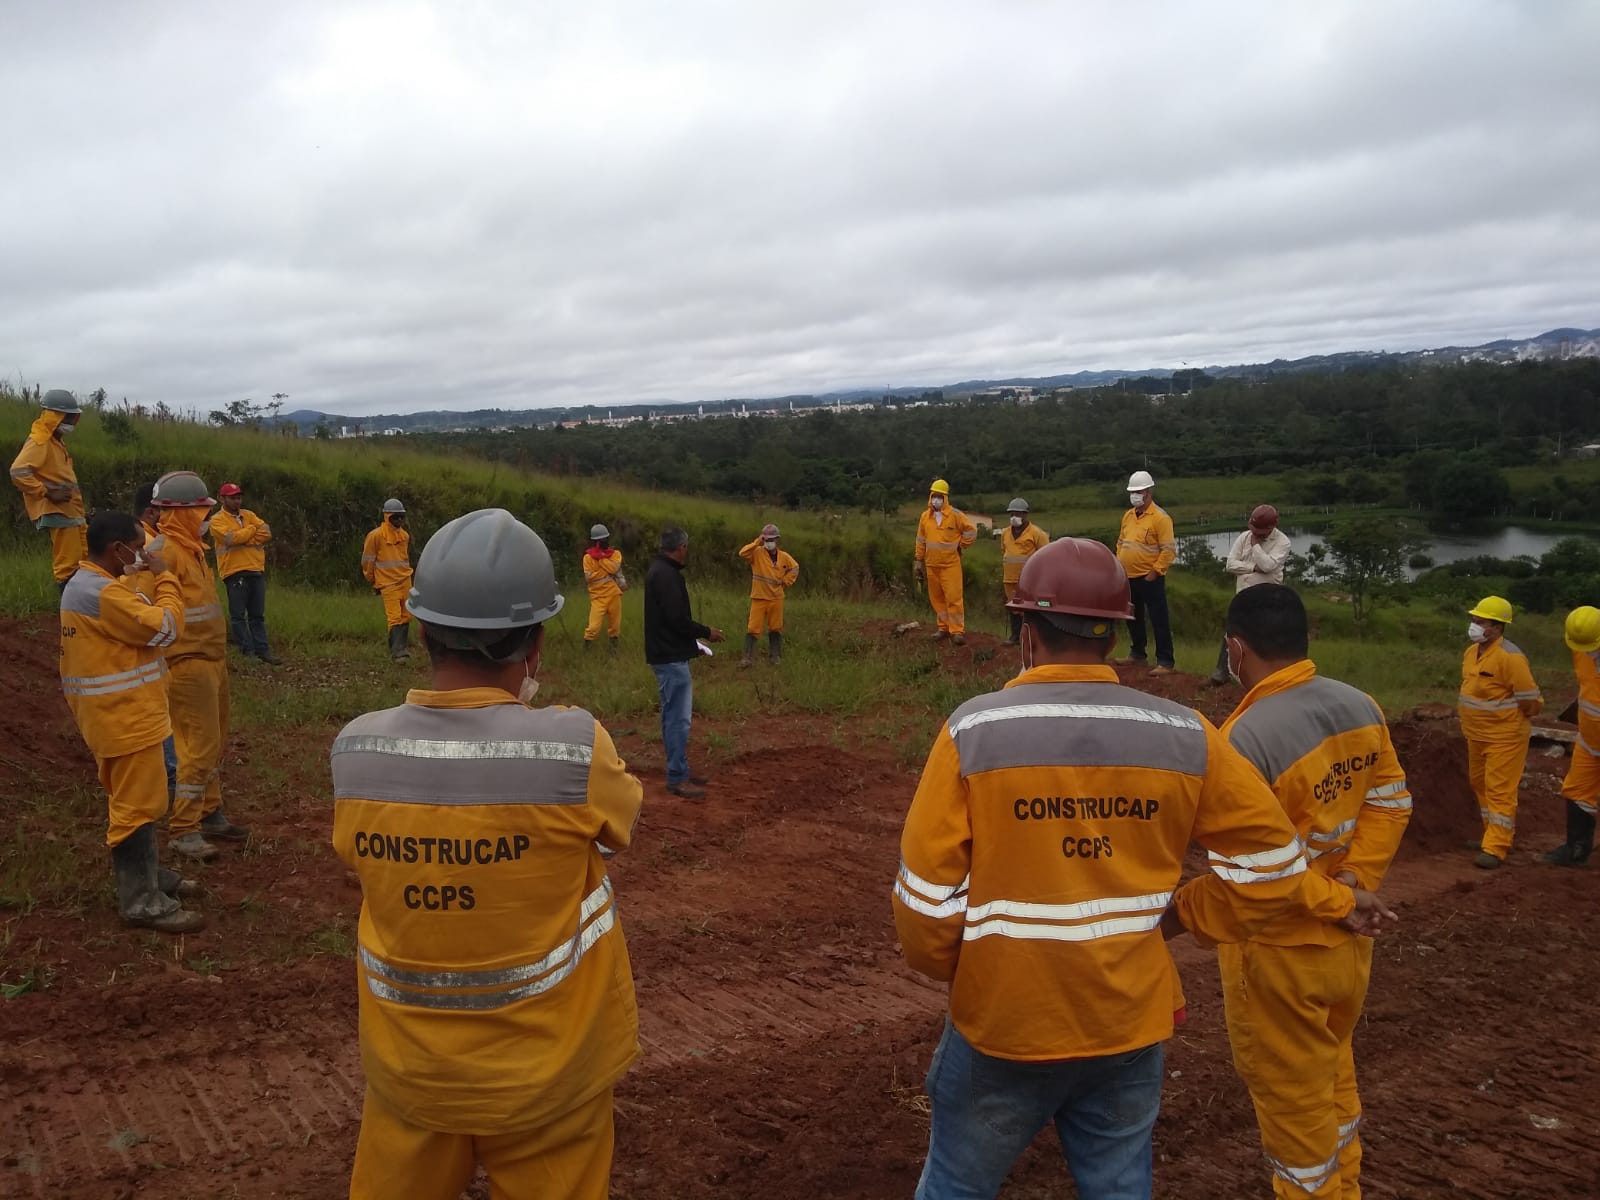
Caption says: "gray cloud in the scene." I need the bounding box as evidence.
[2,0,1597,416]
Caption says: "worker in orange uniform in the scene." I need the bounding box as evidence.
[362,498,414,661]
[60,511,203,933]
[1201,583,1409,1199]
[133,481,179,797]
[213,482,279,664]
[912,479,977,645]
[333,508,642,1200]
[999,498,1048,645]
[739,522,799,667]
[1542,605,1600,866]
[581,523,627,657]
[1113,469,1178,675]
[1459,595,1541,869]
[894,537,1306,1199]
[151,470,250,862]
[9,389,87,590]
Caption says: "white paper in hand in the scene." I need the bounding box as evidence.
[696,639,714,657]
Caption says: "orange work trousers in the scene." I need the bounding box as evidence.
[1220,938,1373,1199]
[100,742,171,848]
[746,597,785,635]
[380,583,411,629]
[1562,739,1600,816]
[585,594,622,640]
[925,561,965,635]
[167,656,229,836]
[49,524,87,582]
[349,1084,615,1200]
[1467,736,1529,859]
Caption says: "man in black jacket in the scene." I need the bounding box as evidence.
[644,527,725,798]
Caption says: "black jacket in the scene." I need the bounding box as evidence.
[644,553,711,665]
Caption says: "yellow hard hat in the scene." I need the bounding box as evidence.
[1565,605,1600,653]
[929,479,950,496]
[1468,595,1514,625]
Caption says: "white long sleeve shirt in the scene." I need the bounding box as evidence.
[1225,529,1293,592]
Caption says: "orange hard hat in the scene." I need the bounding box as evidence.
[1248,504,1278,531]
[1006,538,1134,622]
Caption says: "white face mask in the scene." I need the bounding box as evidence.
[57,422,76,436]
[1010,516,1024,529]
[1467,622,1488,644]
[1020,623,1035,673]
[1225,637,1243,685]
[763,539,778,550]
[930,496,944,511]
[517,661,541,705]
[1130,492,1146,509]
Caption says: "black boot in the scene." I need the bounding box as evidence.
[113,824,204,933]
[388,624,409,661]
[740,633,757,668]
[1541,801,1596,866]
[609,637,619,659]
[769,632,783,664]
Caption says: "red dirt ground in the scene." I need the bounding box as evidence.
[2,620,1597,1199]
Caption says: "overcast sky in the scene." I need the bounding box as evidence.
[3,1,1597,417]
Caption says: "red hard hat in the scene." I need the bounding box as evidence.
[1248,504,1278,530]
[219,483,242,497]
[1006,538,1134,621]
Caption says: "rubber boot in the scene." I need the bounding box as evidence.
[114,824,204,933]
[1541,801,1596,866]
[584,638,594,652]
[609,637,619,659]
[201,809,249,842]
[388,624,409,661]
[768,632,783,665]
[158,867,202,899]
[740,633,757,668]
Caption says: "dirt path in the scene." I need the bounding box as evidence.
[3,623,1596,1198]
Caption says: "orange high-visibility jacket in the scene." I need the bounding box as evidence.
[59,563,184,758]
[332,688,643,1135]
[1575,649,1600,755]
[1459,638,1542,743]
[1221,661,1412,944]
[9,412,84,525]
[1000,524,1050,587]
[582,549,624,601]
[362,522,413,589]
[152,513,226,663]
[739,540,799,600]
[211,508,272,578]
[894,663,1304,1062]
[1117,504,1177,578]
[915,506,977,567]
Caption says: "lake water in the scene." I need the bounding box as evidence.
[1191,525,1593,579]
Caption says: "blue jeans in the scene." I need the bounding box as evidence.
[224,571,271,658]
[650,662,693,786]
[916,1021,1164,1200]
[163,735,177,791]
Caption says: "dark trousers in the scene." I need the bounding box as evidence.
[224,572,271,658]
[1126,576,1174,668]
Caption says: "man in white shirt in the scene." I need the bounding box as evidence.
[1209,505,1293,685]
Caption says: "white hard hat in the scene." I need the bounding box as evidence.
[1127,470,1156,492]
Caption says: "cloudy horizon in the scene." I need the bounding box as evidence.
[3,0,1597,418]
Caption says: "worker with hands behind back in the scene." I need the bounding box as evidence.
[362,498,414,661]
[333,508,643,1200]
[1458,596,1541,869]
[1542,605,1600,866]
[738,523,798,667]
[1191,583,1409,1199]
[581,523,627,657]
[912,478,977,645]
[1114,470,1178,675]
[60,511,202,933]
[10,389,86,589]
[999,498,1048,645]
[894,537,1305,1200]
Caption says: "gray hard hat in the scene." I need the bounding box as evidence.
[590,523,610,540]
[1007,498,1030,514]
[382,498,406,514]
[41,389,82,415]
[761,523,780,538]
[407,508,564,631]
[151,470,216,508]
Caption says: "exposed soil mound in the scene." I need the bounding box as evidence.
[0,616,93,795]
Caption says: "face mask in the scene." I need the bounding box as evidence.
[517,661,540,705]
[57,422,76,436]
[114,545,146,575]
[1010,516,1024,529]
[1467,622,1488,644]
[1020,624,1035,673]
[1225,638,1243,686]
[763,539,778,550]
[1130,492,1146,508]
[930,497,944,511]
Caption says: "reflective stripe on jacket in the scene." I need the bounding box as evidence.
[332,688,642,1134]
[915,506,977,567]
[583,549,624,601]
[1222,661,1411,943]
[894,663,1303,1062]
[10,412,84,525]
[1117,504,1177,577]
[154,512,226,663]
[59,563,184,758]
[738,540,799,601]
[1458,639,1541,742]
[212,508,272,578]
[363,522,413,589]
[1575,649,1600,752]
[1000,524,1049,587]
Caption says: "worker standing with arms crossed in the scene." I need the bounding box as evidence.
[9,389,86,590]
[998,498,1048,646]
[1543,606,1600,866]
[581,523,627,657]
[60,512,202,933]
[894,538,1306,1200]
[738,523,798,667]
[212,481,280,664]
[1209,504,1292,685]
[913,479,977,645]
[362,498,413,661]
[333,508,642,1199]
[1196,583,1409,1199]
[152,470,249,861]
[1459,595,1541,869]
[1114,469,1178,675]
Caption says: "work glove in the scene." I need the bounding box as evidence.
[912,561,925,582]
